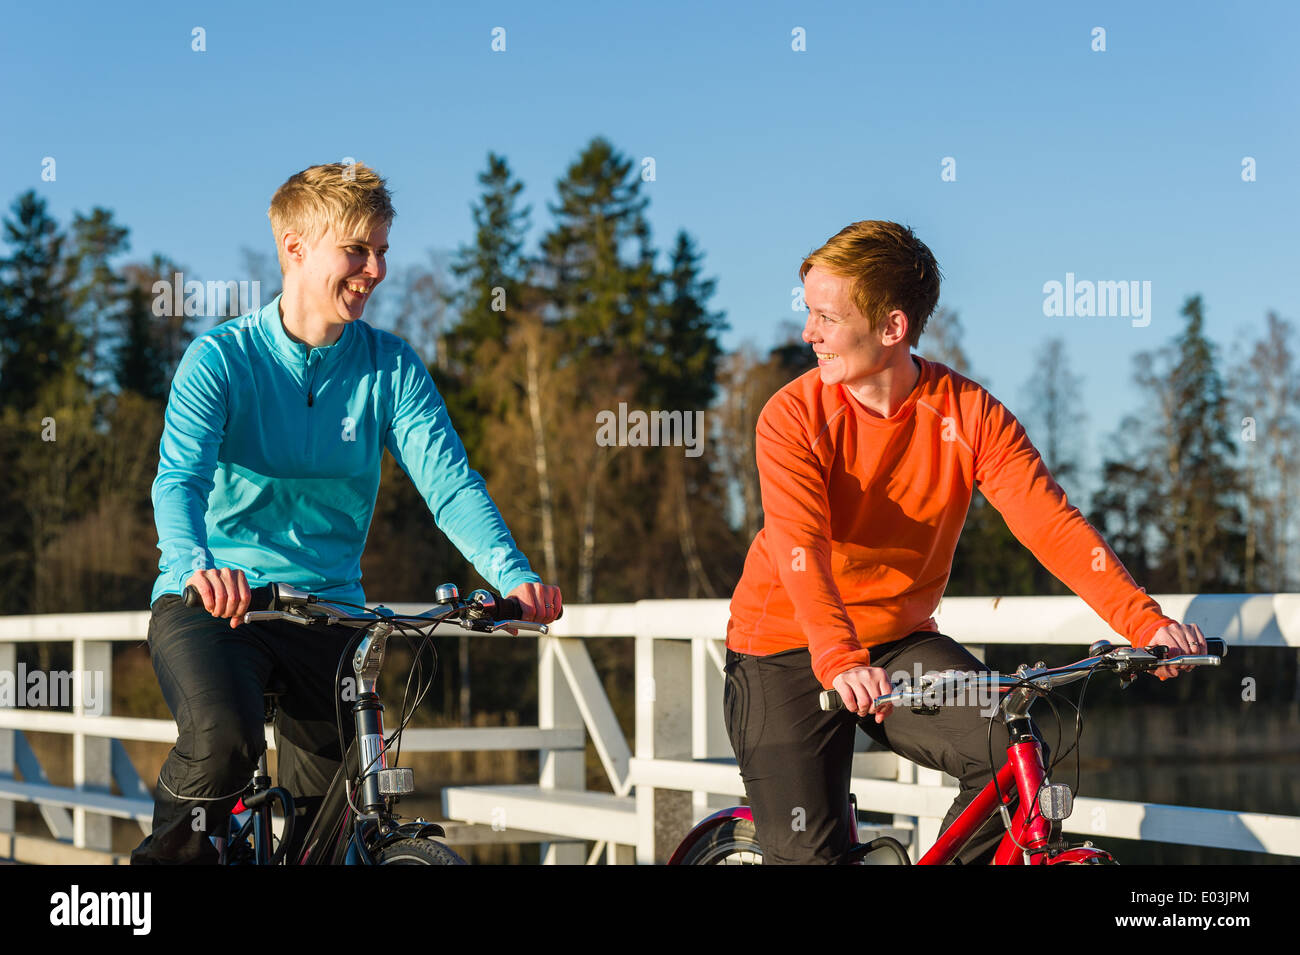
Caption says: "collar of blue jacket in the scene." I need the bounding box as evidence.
[257,291,356,367]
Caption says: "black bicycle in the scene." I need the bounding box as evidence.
[181,580,551,865]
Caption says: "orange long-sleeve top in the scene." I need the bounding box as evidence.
[726,355,1176,689]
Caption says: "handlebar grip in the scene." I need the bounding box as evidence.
[498,597,524,622]
[819,689,844,712]
[490,596,563,623]
[183,583,277,614]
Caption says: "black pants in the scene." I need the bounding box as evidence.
[130,593,359,865]
[723,632,1049,865]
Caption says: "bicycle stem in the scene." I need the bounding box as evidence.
[353,621,394,696]
[352,622,395,815]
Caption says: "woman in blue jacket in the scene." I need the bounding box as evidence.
[132,163,562,864]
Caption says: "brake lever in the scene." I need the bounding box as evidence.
[492,619,549,635]
[459,616,548,635]
[1146,652,1223,674]
[244,610,314,626]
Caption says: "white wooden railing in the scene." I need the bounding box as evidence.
[1,594,1298,864]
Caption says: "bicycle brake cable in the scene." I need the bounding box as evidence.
[351,615,448,789]
[984,672,1069,854]
[1020,653,1113,849]
[386,619,442,770]
[387,615,449,755]
[324,601,453,822]
[390,627,421,769]
[1065,654,1111,808]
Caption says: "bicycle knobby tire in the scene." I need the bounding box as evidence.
[374,837,468,865]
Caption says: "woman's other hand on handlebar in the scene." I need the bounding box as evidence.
[185,567,251,628]
[1144,622,1208,681]
[831,665,894,722]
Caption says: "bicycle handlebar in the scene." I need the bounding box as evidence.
[181,582,551,634]
[818,637,1227,714]
[183,583,277,612]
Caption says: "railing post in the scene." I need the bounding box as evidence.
[635,633,692,864]
[914,765,944,857]
[690,637,730,818]
[0,641,14,839]
[894,757,946,863]
[888,642,982,862]
[537,636,585,864]
[72,638,112,851]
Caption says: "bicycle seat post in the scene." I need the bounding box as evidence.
[245,684,285,863]
[254,685,284,794]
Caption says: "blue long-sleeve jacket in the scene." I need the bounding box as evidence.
[150,293,540,607]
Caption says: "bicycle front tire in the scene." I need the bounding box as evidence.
[680,818,764,865]
[374,837,467,865]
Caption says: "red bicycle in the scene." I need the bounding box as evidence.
[671,637,1225,865]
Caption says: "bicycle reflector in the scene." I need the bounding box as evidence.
[377,768,415,797]
[1038,784,1073,821]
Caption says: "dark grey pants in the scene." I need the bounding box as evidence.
[723,632,1049,865]
[130,593,358,864]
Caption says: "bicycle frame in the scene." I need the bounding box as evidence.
[671,722,1112,865]
[192,580,544,865]
[222,696,451,865]
[673,639,1221,865]
[221,619,446,865]
[920,719,1111,865]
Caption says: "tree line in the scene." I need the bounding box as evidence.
[1,136,1295,627]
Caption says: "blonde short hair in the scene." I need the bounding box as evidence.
[799,220,941,347]
[267,163,396,274]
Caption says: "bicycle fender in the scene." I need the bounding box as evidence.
[667,806,754,866]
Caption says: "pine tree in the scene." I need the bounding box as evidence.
[445,154,533,465]
[1162,295,1245,590]
[0,192,83,411]
[111,283,168,400]
[540,137,655,370]
[645,231,729,596]
[644,230,727,409]
[118,255,195,396]
[449,153,531,357]
[536,138,659,601]
[66,207,130,392]
[1091,295,1246,592]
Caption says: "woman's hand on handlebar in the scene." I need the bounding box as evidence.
[504,581,564,636]
[1145,622,1208,681]
[831,665,894,722]
[185,567,251,628]
[505,581,563,624]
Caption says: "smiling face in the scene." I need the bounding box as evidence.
[802,264,905,392]
[291,220,389,325]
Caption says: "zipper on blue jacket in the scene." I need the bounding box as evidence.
[304,356,319,459]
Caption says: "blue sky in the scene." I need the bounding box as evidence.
[4,0,1298,502]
